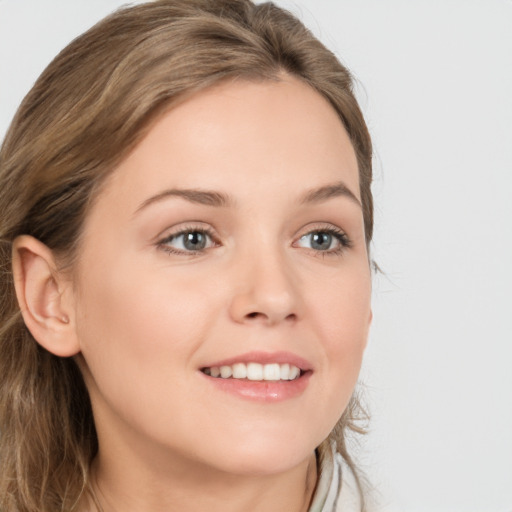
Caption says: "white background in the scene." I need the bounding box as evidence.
[1,1,511,511]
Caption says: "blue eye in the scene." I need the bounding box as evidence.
[159,229,215,254]
[296,229,350,253]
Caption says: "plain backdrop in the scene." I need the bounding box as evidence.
[1,1,511,511]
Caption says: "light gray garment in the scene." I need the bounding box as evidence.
[308,441,362,512]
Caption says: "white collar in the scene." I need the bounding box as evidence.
[308,440,362,512]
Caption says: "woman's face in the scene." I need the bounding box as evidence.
[73,76,372,476]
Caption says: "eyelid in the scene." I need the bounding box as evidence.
[154,221,351,257]
[156,223,220,255]
[155,221,215,241]
[292,223,352,254]
[294,222,350,240]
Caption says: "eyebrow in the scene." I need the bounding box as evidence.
[134,180,360,215]
[134,188,232,214]
[300,181,361,207]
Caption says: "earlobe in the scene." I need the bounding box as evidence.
[12,235,80,357]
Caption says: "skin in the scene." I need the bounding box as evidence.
[14,76,371,512]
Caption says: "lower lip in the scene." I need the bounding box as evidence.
[201,372,312,402]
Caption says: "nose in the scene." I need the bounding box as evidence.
[228,248,301,326]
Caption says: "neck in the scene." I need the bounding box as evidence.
[83,450,318,512]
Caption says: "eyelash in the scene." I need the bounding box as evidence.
[297,226,352,257]
[157,226,219,256]
[156,225,352,256]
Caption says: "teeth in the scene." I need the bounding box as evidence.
[263,363,280,381]
[203,363,302,381]
[232,363,247,379]
[289,365,300,380]
[280,363,290,380]
[247,362,263,381]
[220,366,232,378]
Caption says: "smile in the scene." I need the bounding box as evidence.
[199,352,312,402]
[201,362,302,381]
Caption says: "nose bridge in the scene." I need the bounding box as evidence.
[229,233,300,325]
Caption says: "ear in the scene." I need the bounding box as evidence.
[12,235,80,357]
[362,309,373,351]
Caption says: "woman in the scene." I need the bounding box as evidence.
[0,1,374,511]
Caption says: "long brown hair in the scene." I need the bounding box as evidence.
[0,1,373,510]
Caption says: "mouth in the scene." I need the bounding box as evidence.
[201,362,304,381]
[199,352,312,402]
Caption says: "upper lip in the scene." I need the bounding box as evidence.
[201,351,313,371]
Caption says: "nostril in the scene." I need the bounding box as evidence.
[244,311,296,322]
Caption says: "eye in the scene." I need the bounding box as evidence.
[158,228,217,254]
[296,228,351,254]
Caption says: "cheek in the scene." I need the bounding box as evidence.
[73,256,219,406]
[73,258,232,455]
[308,264,371,398]
[312,259,370,338]
[78,252,212,339]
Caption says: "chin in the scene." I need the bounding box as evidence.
[199,429,323,476]
[217,450,311,476]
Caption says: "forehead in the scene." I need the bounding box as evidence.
[92,76,360,212]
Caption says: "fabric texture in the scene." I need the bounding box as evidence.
[308,441,362,512]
